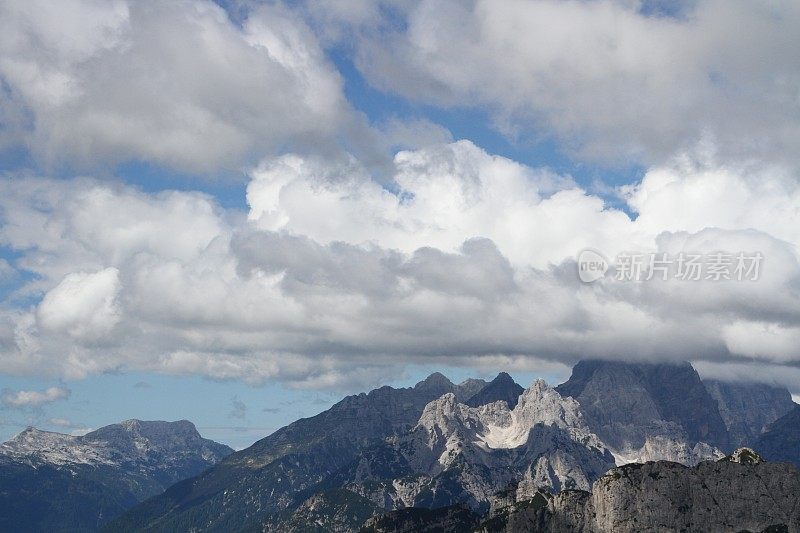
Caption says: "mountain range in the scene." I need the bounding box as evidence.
[2,360,798,531]
[0,419,232,532]
[102,359,799,532]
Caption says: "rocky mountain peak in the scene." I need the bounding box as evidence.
[495,371,514,383]
[414,372,454,394]
[82,419,211,455]
[555,359,730,461]
[514,379,585,430]
[465,372,524,409]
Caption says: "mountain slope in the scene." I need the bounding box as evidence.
[106,374,478,532]
[0,420,232,532]
[704,379,794,449]
[555,360,730,462]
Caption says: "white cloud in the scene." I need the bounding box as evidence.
[0,0,349,173]
[37,268,121,341]
[0,141,800,390]
[246,141,598,268]
[346,0,800,167]
[2,386,70,407]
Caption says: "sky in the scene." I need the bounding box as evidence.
[1,0,800,449]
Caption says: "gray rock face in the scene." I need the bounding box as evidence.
[556,360,730,461]
[704,379,795,449]
[466,372,525,409]
[486,449,800,532]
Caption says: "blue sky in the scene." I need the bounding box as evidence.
[1,0,800,448]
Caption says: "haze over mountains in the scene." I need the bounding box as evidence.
[93,359,800,532]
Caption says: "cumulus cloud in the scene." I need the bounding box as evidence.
[0,140,800,391]
[37,268,121,341]
[341,0,800,167]
[2,386,70,408]
[0,0,349,173]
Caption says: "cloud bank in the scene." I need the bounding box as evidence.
[1,140,799,390]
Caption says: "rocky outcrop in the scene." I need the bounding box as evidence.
[704,379,794,449]
[484,449,800,532]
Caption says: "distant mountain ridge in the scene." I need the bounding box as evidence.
[0,419,232,532]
